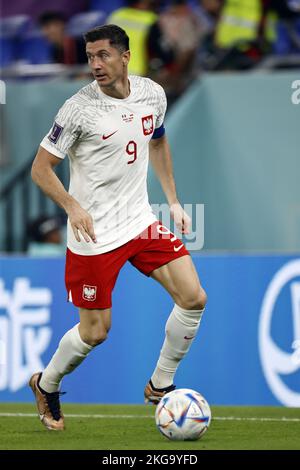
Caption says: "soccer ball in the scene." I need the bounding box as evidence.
[155,388,211,441]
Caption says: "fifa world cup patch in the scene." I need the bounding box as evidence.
[48,122,63,143]
[141,115,154,136]
[122,113,134,123]
[82,285,97,301]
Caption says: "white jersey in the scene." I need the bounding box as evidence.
[40,75,167,255]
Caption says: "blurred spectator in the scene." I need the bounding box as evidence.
[27,215,66,257]
[38,12,87,64]
[212,0,278,70]
[211,0,300,70]
[107,1,158,76]
[195,0,223,32]
[2,0,89,21]
[194,0,223,69]
[147,0,207,104]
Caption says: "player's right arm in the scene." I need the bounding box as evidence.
[31,146,97,244]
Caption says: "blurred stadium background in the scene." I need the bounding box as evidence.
[1,0,300,414]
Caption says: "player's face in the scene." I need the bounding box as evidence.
[86,39,130,87]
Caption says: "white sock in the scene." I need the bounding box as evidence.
[39,323,93,393]
[151,303,204,389]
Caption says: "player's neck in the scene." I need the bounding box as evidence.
[99,76,131,100]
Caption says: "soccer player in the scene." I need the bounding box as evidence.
[29,24,207,431]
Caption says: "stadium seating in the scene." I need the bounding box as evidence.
[0,15,32,66]
[19,28,52,65]
[90,0,125,16]
[66,10,107,37]
[0,37,15,67]
[0,14,31,37]
[0,10,107,66]
[274,19,300,55]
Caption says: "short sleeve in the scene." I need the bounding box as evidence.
[40,100,82,159]
[155,84,167,129]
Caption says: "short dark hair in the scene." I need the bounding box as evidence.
[38,11,66,27]
[83,24,129,52]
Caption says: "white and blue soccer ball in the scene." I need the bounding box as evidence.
[155,388,211,441]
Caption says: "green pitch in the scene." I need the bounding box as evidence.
[0,403,300,450]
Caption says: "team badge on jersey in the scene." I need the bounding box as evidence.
[48,122,63,144]
[82,285,97,301]
[141,115,154,136]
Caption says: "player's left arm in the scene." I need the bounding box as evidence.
[149,134,191,234]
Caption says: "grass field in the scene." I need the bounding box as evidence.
[0,403,300,450]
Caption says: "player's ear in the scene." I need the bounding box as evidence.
[122,50,130,66]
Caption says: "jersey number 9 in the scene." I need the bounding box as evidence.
[126,141,137,165]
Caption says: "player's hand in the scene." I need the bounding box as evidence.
[66,201,97,243]
[170,202,191,235]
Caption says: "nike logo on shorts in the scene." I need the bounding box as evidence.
[102,130,118,140]
[184,336,195,340]
[174,244,184,252]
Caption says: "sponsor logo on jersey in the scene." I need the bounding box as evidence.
[48,122,63,144]
[102,130,118,140]
[122,113,134,123]
[141,115,154,136]
[82,285,97,301]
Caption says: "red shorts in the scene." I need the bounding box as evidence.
[65,220,189,309]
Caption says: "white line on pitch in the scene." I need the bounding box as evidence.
[214,416,300,422]
[0,413,300,422]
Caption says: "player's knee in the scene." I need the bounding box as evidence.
[87,330,108,346]
[81,325,109,347]
[177,287,207,311]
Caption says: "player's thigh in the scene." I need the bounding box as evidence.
[79,307,112,342]
[150,254,206,309]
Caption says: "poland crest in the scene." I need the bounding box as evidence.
[141,115,154,136]
[82,285,97,301]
